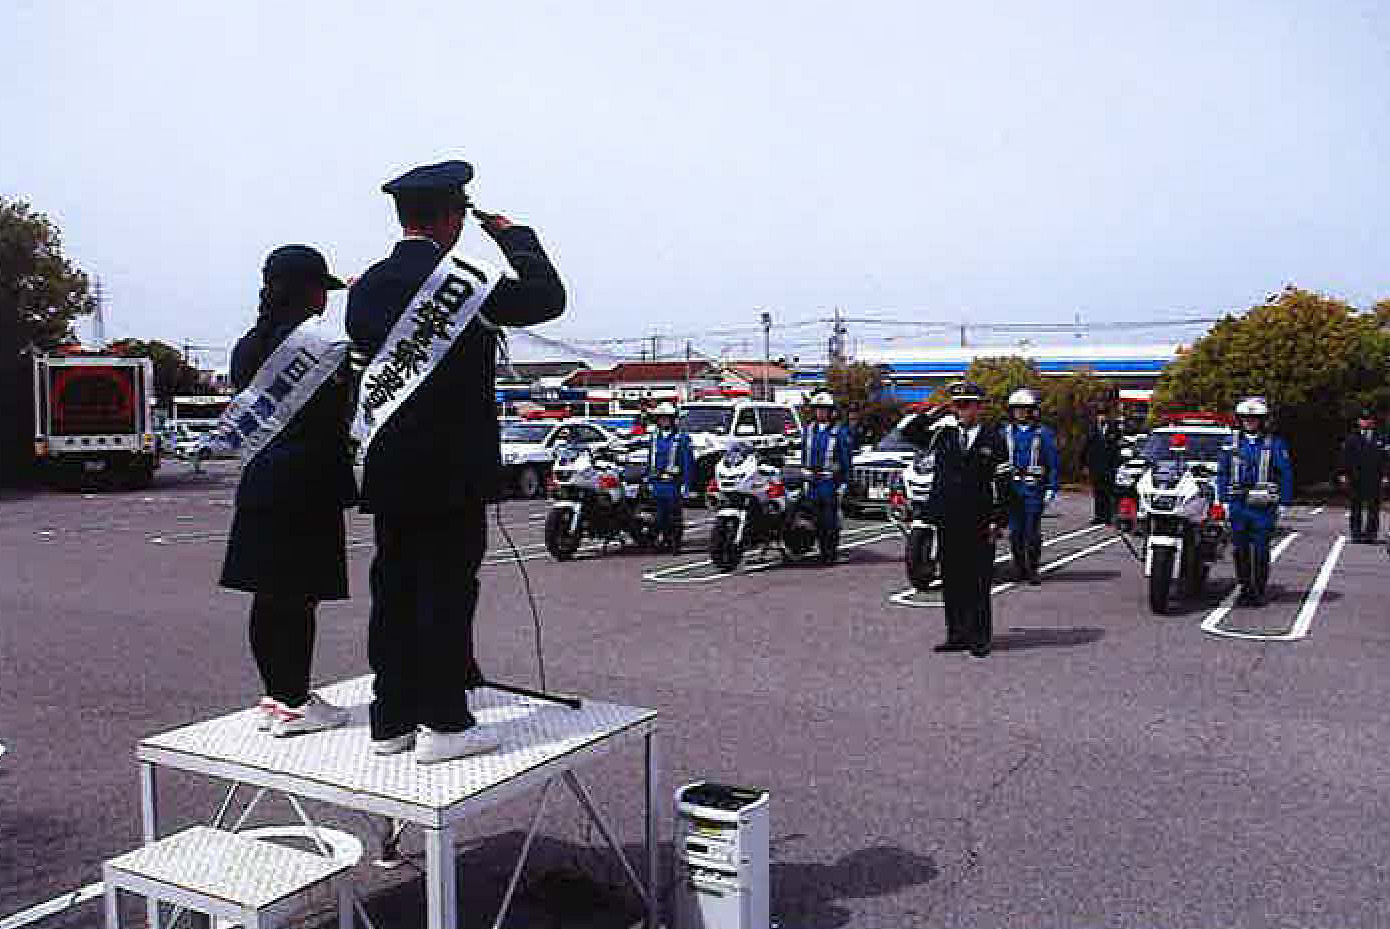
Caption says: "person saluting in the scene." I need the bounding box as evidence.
[347,160,565,763]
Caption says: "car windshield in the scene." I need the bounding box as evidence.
[1142,432,1228,463]
[680,407,734,434]
[875,416,920,452]
[501,423,553,443]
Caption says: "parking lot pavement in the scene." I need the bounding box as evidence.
[3,467,1389,928]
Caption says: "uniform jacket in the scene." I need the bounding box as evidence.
[229,317,355,512]
[1082,422,1121,476]
[347,227,565,514]
[1217,433,1293,506]
[648,429,695,492]
[921,421,1013,530]
[1003,423,1060,499]
[1339,430,1387,494]
[801,422,854,484]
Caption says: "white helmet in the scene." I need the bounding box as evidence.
[1234,396,1269,417]
[651,402,678,417]
[809,391,836,408]
[1007,388,1040,408]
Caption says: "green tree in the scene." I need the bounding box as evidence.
[1,197,95,351]
[956,355,1044,422]
[1153,286,1390,485]
[827,361,903,441]
[106,338,205,402]
[1042,370,1114,482]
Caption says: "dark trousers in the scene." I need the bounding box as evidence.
[249,594,316,706]
[369,498,486,738]
[1091,476,1114,522]
[940,524,995,648]
[1349,492,1381,540]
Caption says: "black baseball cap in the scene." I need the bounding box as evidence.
[263,245,345,290]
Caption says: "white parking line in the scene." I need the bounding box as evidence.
[0,883,104,929]
[643,525,901,584]
[1199,532,1301,639]
[1289,535,1347,639]
[888,529,1118,607]
[886,524,1108,606]
[1308,506,1326,516]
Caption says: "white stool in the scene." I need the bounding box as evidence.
[103,826,353,929]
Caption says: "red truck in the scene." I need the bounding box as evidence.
[32,352,159,487]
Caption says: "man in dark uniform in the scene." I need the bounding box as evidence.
[1082,410,1122,524]
[347,160,565,764]
[907,381,1013,658]
[1339,409,1386,543]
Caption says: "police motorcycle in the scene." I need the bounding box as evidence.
[544,442,662,560]
[707,443,833,570]
[1129,428,1230,613]
[885,410,954,590]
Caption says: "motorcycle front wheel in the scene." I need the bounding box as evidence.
[1148,546,1175,614]
[906,527,938,589]
[710,516,743,571]
[545,508,583,560]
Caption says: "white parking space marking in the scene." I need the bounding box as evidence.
[1308,505,1326,516]
[642,525,901,584]
[1199,532,1301,639]
[1289,535,1347,640]
[0,882,105,929]
[888,529,1118,607]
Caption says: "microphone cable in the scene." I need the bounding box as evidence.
[492,500,548,693]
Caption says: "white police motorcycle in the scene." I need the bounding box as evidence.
[1132,440,1229,613]
[708,443,826,570]
[544,444,661,559]
[889,448,941,590]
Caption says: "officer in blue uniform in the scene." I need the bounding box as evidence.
[645,402,694,551]
[905,381,1013,657]
[1002,388,1059,585]
[1218,396,1293,606]
[801,391,853,560]
[347,160,565,763]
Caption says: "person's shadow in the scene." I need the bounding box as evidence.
[991,626,1105,651]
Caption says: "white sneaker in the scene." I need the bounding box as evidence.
[270,693,350,737]
[414,726,501,765]
[371,732,417,756]
[254,697,280,732]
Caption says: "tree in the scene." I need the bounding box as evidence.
[1153,286,1390,486]
[1041,370,1114,482]
[958,356,1044,421]
[106,338,206,403]
[827,361,903,443]
[1,197,95,351]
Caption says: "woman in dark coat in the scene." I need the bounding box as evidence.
[219,245,357,737]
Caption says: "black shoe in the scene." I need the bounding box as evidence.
[969,645,991,658]
[1027,572,1042,586]
[933,642,970,652]
[1235,589,1255,607]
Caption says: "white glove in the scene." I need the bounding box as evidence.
[1044,489,1057,506]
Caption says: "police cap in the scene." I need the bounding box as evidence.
[947,380,985,402]
[262,245,344,290]
[381,160,474,207]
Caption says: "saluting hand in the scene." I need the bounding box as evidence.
[472,208,514,235]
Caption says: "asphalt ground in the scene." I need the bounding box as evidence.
[2,463,1387,928]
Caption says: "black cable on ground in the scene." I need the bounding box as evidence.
[493,501,548,693]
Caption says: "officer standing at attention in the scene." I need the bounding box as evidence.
[907,381,1012,658]
[1002,388,1059,584]
[1217,397,1293,606]
[1338,408,1386,543]
[220,245,355,737]
[645,402,694,551]
[802,391,854,561]
[1082,409,1122,524]
[347,160,565,763]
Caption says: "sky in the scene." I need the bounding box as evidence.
[2,0,1387,366]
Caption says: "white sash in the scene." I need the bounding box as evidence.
[197,317,348,463]
[351,247,503,449]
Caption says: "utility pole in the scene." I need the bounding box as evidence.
[91,276,106,349]
[760,310,772,400]
[959,323,967,348]
[827,307,848,370]
[684,340,692,402]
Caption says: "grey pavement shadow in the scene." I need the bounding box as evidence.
[992,626,1105,651]
[772,845,940,929]
[1030,569,1122,583]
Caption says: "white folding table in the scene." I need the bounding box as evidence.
[136,677,659,929]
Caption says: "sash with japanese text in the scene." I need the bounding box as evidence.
[351,248,502,449]
[197,317,349,463]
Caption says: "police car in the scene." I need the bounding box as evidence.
[844,408,948,517]
[500,418,618,498]
[677,399,802,490]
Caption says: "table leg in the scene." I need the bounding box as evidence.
[645,730,659,929]
[139,762,159,929]
[423,826,457,929]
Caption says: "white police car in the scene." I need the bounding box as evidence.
[500,418,618,498]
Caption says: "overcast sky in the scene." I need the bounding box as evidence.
[2,1,1387,364]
